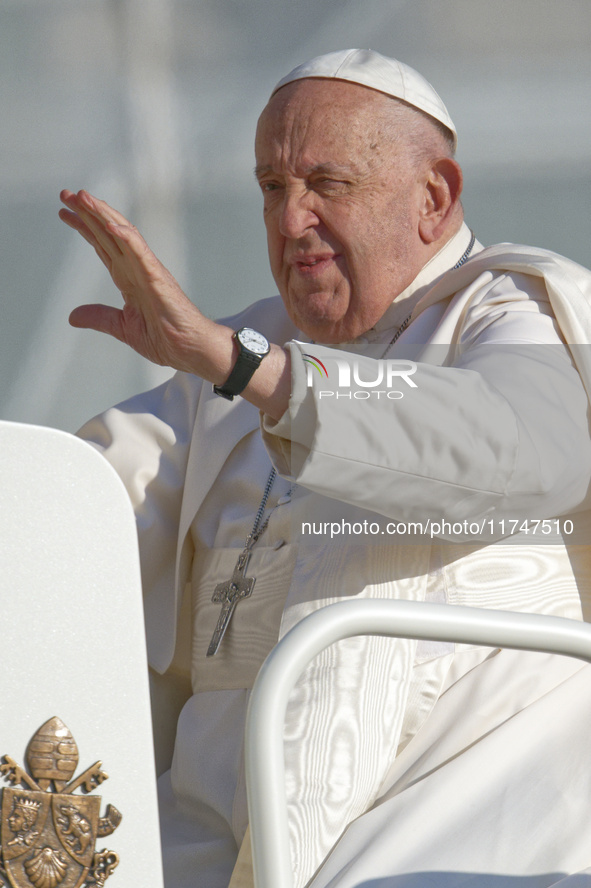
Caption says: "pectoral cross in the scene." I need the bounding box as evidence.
[207,550,256,657]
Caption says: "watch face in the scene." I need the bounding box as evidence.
[237,327,269,355]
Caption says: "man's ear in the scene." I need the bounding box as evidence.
[418,158,463,244]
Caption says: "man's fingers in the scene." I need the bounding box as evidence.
[104,219,167,283]
[58,208,112,268]
[69,303,125,342]
[58,206,87,232]
[60,189,168,291]
[60,190,125,260]
[75,190,131,228]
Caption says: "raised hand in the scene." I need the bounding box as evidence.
[59,189,291,419]
[59,189,221,375]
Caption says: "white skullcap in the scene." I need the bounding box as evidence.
[272,48,457,149]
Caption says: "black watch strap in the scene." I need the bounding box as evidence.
[213,351,264,400]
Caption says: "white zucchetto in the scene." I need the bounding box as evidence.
[272,48,457,149]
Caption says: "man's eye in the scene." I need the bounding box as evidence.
[261,182,281,192]
[315,178,348,191]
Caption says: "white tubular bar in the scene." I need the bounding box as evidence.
[244,599,591,888]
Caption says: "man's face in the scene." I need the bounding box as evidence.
[9,808,25,832]
[255,79,428,343]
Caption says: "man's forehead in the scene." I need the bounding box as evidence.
[254,158,361,180]
[255,83,388,171]
[261,77,388,116]
[257,79,392,142]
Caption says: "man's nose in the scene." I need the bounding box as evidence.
[278,188,318,239]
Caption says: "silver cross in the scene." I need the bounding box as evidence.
[206,550,256,657]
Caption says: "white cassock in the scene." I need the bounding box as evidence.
[78,223,591,888]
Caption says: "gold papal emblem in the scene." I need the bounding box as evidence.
[0,718,122,888]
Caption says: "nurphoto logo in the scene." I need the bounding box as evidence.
[303,353,418,400]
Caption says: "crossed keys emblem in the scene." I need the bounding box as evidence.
[0,718,122,888]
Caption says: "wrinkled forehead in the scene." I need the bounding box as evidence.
[255,79,397,161]
[259,77,393,123]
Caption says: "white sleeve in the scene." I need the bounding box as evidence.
[77,370,202,671]
[262,271,591,526]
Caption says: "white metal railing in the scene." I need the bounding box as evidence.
[244,599,591,888]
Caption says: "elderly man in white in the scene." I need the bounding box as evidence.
[60,50,591,888]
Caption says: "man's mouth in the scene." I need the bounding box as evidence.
[291,253,338,275]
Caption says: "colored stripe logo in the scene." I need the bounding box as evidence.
[302,354,329,378]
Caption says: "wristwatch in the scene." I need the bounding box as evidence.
[213,327,271,400]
